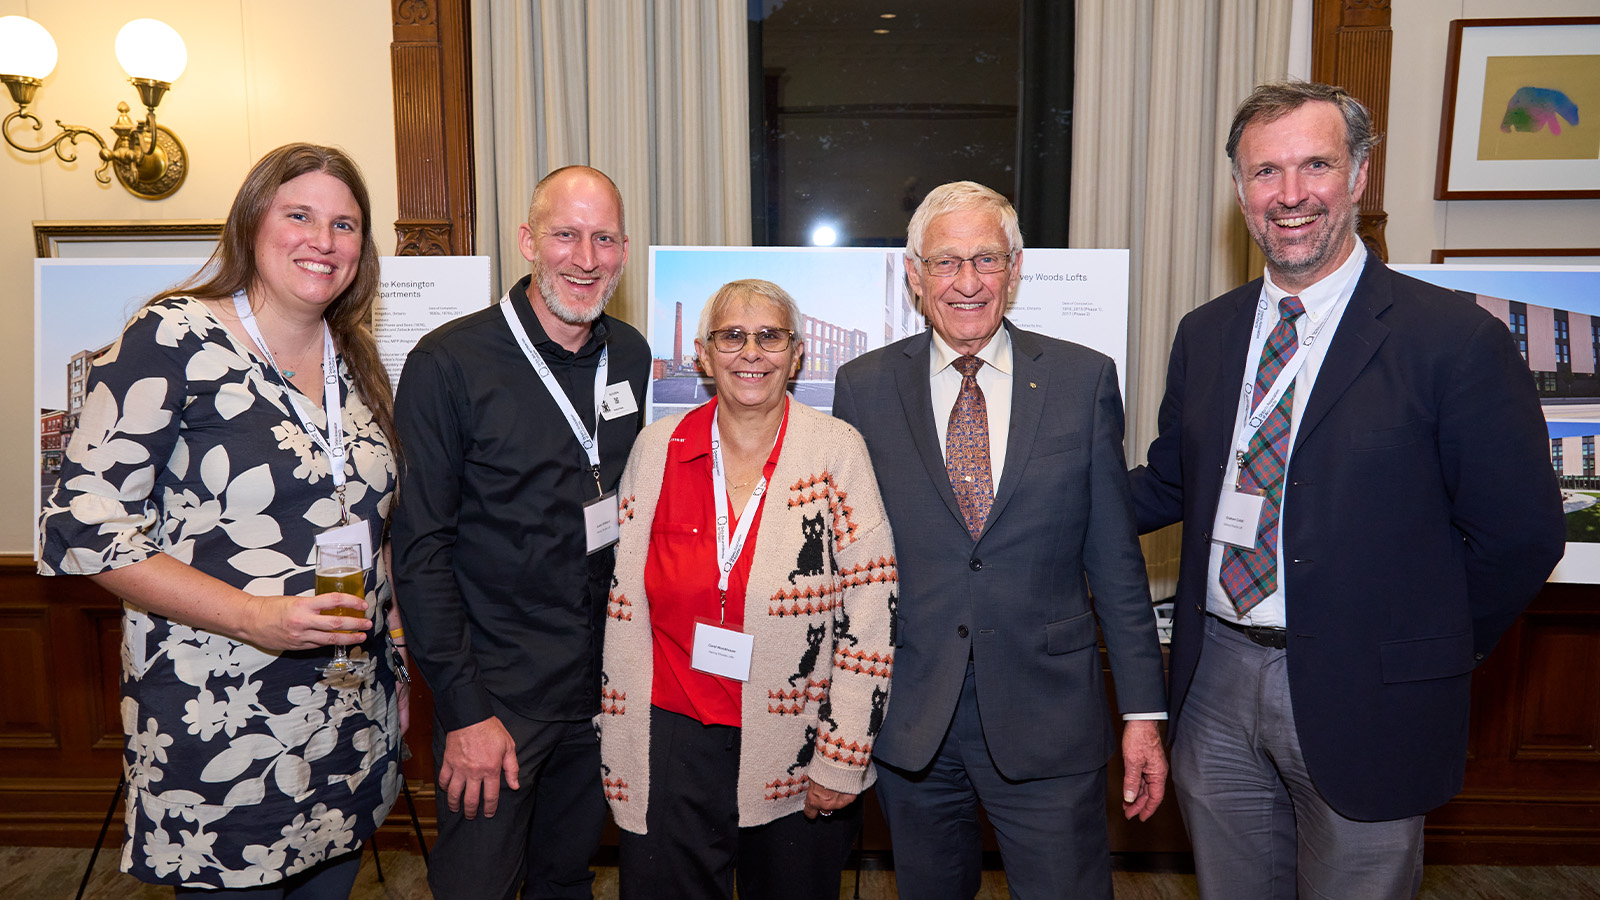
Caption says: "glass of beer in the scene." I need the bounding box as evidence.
[316,542,369,676]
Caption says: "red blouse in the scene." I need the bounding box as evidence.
[644,398,790,727]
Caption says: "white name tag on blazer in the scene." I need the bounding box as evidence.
[599,382,638,420]
[691,621,754,682]
[1212,490,1265,550]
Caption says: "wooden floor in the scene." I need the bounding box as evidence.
[6,845,1599,899]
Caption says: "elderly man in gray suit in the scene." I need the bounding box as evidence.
[832,181,1168,899]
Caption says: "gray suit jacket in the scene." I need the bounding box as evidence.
[833,320,1166,779]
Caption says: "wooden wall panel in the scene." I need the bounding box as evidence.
[85,610,124,751]
[391,0,474,257]
[0,607,59,750]
[1511,614,1600,762]
[1426,586,1600,864]
[1312,0,1392,260]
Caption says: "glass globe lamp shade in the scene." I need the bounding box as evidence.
[115,18,186,84]
[0,15,59,79]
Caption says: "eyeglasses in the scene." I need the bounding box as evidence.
[706,327,796,353]
[921,252,1012,278]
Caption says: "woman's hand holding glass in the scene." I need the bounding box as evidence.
[238,590,371,651]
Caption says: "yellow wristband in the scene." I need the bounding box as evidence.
[388,627,404,639]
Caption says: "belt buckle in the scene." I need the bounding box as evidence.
[1244,624,1286,650]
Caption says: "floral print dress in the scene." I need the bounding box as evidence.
[38,296,402,888]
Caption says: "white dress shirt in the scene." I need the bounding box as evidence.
[930,326,1014,491]
[1206,242,1368,628]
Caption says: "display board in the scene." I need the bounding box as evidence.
[647,246,1130,422]
[33,256,489,546]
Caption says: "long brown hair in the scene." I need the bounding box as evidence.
[155,143,395,452]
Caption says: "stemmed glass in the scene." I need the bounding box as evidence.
[316,542,371,676]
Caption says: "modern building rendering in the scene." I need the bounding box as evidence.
[1467,290,1600,489]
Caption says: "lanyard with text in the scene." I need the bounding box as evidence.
[1226,293,1334,487]
[709,403,783,623]
[499,295,608,494]
[499,295,619,553]
[232,292,349,523]
[690,402,785,683]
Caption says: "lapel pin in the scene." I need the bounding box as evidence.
[1029,382,1037,389]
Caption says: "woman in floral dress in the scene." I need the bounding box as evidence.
[38,144,406,896]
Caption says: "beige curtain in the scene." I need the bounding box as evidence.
[471,0,751,331]
[1072,0,1293,596]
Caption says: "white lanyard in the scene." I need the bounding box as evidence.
[232,293,348,512]
[1228,293,1333,483]
[709,402,783,620]
[499,295,608,495]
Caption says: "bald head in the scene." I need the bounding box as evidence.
[528,166,626,235]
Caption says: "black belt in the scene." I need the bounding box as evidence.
[1212,614,1287,649]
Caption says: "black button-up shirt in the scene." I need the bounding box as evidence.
[391,276,650,730]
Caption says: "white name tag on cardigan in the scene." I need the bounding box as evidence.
[600,381,638,420]
[692,621,754,682]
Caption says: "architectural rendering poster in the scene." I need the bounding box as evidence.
[647,246,1130,422]
[35,259,208,540]
[34,256,488,545]
[1392,264,1600,583]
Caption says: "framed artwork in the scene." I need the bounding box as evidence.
[1431,247,1600,265]
[1434,17,1600,200]
[33,219,224,259]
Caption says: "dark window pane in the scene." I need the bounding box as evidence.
[751,0,1060,247]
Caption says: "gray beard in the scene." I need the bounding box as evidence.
[534,264,619,325]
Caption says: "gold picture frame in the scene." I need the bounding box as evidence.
[33,219,224,259]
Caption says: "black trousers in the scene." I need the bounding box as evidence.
[427,697,607,900]
[618,706,862,900]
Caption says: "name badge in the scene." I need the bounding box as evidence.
[316,518,373,569]
[584,491,621,554]
[1212,490,1265,550]
[600,382,638,420]
[691,620,755,682]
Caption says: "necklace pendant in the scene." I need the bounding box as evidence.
[281,369,296,379]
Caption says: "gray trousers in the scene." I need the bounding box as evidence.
[875,660,1112,900]
[1173,615,1425,900]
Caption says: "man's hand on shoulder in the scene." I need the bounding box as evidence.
[1120,718,1168,822]
[439,716,521,819]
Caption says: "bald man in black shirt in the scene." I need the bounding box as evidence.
[393,166,650,899]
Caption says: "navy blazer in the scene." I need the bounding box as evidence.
[1129,256,1565,820]
[835,320,1166,780]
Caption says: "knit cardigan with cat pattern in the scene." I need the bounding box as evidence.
[599,398,898,832]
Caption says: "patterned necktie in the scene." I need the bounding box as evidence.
[1219,295,1306,616]
[947,355,994,540]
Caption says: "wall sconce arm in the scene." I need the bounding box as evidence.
[1,93,113,184]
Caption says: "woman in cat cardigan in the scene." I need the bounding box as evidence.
[598,279,897,900]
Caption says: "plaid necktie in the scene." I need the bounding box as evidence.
[947,355,993,540]
[1219,295,1306,616]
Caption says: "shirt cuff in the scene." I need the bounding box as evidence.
[435,683,498,733]
[1122,712,1169,721]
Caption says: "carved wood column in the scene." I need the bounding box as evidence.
[1312,0,1391,261]
[391,0,474,255]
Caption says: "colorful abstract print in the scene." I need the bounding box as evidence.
[1501,87,1579,136]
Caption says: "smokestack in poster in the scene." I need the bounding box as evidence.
[674,302,683,372]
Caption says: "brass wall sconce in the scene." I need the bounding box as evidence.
[0,16,189,200]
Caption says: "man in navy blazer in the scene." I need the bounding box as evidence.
[834,181,1168,899]
[1129,82,1565,899]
